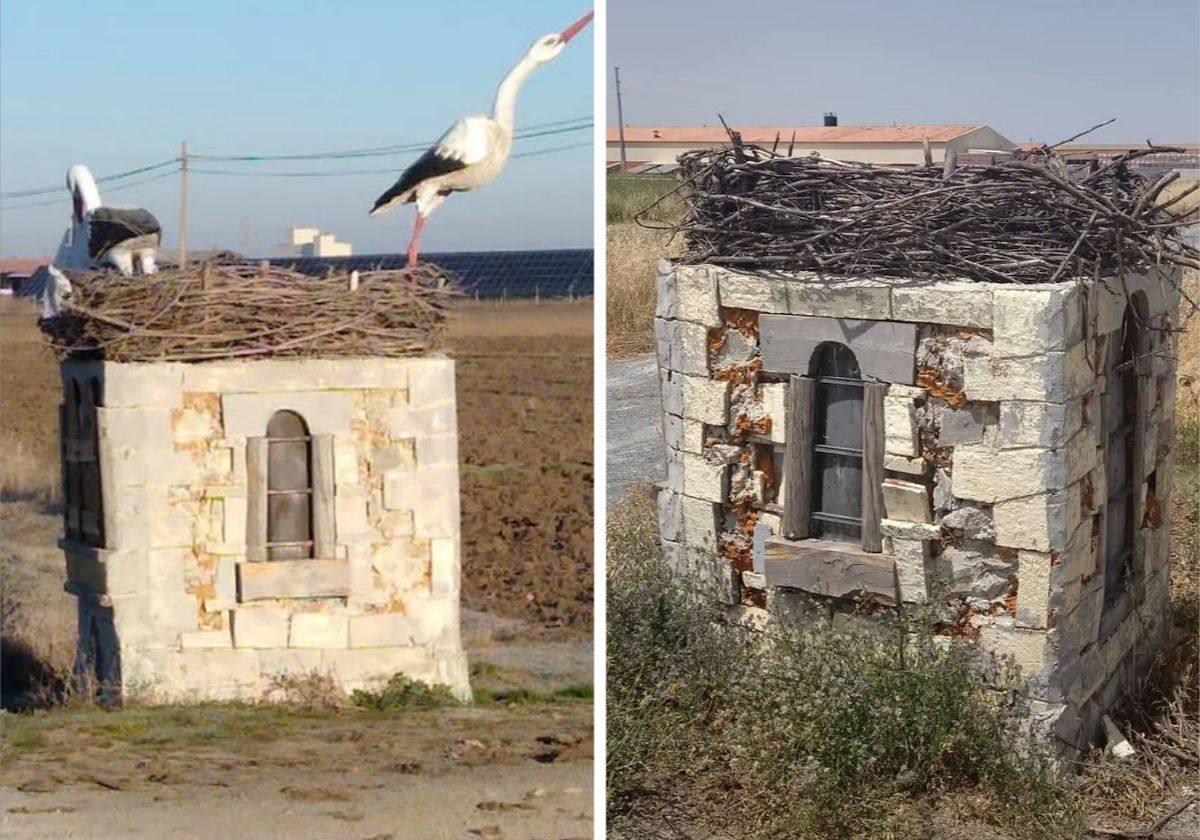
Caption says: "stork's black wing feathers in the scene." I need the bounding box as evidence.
[371,147,468,214]
[88,207,162,258]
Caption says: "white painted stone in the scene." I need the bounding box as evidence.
[953,444,1066,503]
[761,383,787,444]
[993,485,1080,553]
[993,284,1084,356]
[678,452,727,503]
[321,647,439,690]
[658,489,683,543]
[222,391,357,437]
[233,606,290,649]
[881,478,930,523]
[669,320,710,375]
[180,628,233,649]
[430,538,457,597]
[1015,551,1053,629]
[978,624,1049,677]
[157,649,262,700]
[333,438,360,485]
[654,317,672,370]
[963,340,1092,403]
[416,434,459,469]
[657,264,719,327]
[324,359,411,391]
[406,359,456,407]
[289,613,349,649]
[884,395,919,457]
[388,404,457,439]
[887,536,929,603]
[659,370,684,417]
[221,496,248,546]
[257,648,325,678]
[97,407,175,453]
[680,495,720,552]
[716,269,787,313]
[679,375,729,425]
[892,283,993,328]
[215,557,236,603]
[348,612,415,648]
[93,362,186,409]
[884,454,926,475]
[880,518,940,540]
[999,398,1084,449]
[786,277,892,320]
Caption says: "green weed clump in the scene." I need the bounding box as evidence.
[606,175,683,225]
[606,492,1082,839]
[350,675,458,711]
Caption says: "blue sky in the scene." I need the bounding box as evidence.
[608,0,1199,145]
[0,1,594,258]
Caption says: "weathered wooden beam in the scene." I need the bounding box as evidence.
[245,437,269,563]
[781,375,814,539]
[237,559,350,601]
[861,382,887,552]
[310,434,336,560]
[760,315,917,385]
[763,536,896,604]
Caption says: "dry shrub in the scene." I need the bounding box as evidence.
[606,492,1079,839]
[607,223,681,357]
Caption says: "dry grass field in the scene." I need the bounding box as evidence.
[0,294,594,838]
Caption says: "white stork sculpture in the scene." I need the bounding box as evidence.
[369,10,593,265]
[54,164,161,276]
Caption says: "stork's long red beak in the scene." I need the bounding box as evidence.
[560,10,593,44]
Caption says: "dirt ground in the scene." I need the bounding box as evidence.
[0,294,595,838]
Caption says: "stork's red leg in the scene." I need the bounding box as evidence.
[406,213,426,266]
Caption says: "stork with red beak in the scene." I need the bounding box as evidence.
[369,11,593,265]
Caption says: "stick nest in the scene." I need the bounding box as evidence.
[40,262,458,362]
[656,143,1199,286]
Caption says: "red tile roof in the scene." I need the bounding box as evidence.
[606,125,985,144]
[0,257,49,276]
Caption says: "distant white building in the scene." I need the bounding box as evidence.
[277,227,353,258]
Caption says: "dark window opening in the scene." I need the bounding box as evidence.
[1102,303,1140,605]
[266,410,314,561]
[809,342,863,542]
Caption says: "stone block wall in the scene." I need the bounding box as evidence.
[654,260,1182,757]
[60,357,468,702]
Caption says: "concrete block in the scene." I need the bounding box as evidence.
[321,647,438,690]
[416,434,459,469]
[881,478,930,523]
[233,606,290,649]
[289,612,349,649]
[324,359,411,391]
[388,404,457,441]
[761,383,787,443]
[892,282,992,328]
[786,277,892,320]
[654,317,673,370]
[97,407,175,453]
[884,395,919,457]
[1015,551,1053,628]
[221,496,248,546]
[940,406,988,446]
[215,556,237,603]
[680,495,720,552]
[680,375,730,425]
[993,284,1084,356]
[159,649,261,700]
[222,391,357,437]
[333,489,371,543]
[406,358,456,406]
[258,648,325,678]
[660,370,684,416]
[382,466,457,513]
[880,518,940,540]
[180,628,232,649]
[716,269,787,313]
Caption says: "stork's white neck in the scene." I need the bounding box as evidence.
[67,164,102,221]
[492,53,538,132]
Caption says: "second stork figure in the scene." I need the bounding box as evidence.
[369,10,593,265]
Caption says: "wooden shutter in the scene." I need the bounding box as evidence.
[311,434,335,560]
[245,436,268,562]
[78,381,104,546]
[781,375,815,540]
[860,382,886,553]
[64,384,83,540]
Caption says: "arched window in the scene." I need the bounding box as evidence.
[808,342,864,543]
[1101,298,1145,610]
[266,410,314,561]
[62,377,104,547]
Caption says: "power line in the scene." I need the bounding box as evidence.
[188,118,595,163]
[187,140,592,178]
[0,167,181,212]
[0,158,181,199]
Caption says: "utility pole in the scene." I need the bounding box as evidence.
[614,66,627,171]
[179,141,189,269]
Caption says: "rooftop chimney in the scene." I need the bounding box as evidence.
[823,112,838,127]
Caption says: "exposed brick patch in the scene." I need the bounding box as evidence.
[721,307,760,338]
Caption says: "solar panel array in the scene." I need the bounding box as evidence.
[266,248,593,299]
